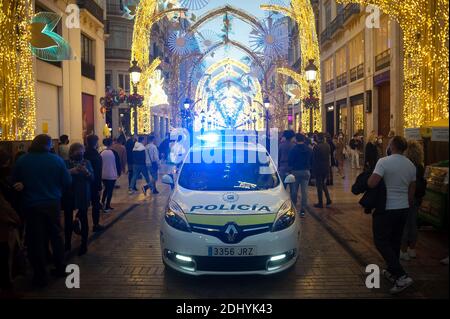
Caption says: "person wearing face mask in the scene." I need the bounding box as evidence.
[62,143,94,256]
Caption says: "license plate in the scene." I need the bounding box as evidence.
[208,246,256,257]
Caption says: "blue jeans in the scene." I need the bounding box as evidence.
[290,170,310,212]
[130,164,151,190]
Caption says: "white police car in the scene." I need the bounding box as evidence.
[160,139,300,275]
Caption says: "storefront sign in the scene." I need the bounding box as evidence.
[404,128,421,140]
[431,127,449,142]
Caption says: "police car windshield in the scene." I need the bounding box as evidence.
[178,151,280,191]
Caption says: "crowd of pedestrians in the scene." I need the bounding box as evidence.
[282,128,433,295]
[0,131,163,296]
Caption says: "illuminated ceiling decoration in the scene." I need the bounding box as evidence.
[261,0,322,132]
[30,12,72,61]
[195,29,218,51]
[337,0,449,128]
[147,69,169,107]
[284,84,302,105]
[167,30,195,56]
[131,0,188,134]
[0,0,36,141]
[180,0,209,11]
[121,0,138,20]
[249,17,289,63]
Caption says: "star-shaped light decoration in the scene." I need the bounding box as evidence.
[285,84,302,105]
[167,31,194,56]
[195,29,218,51]
[121,0,138,20]
[147,70,169,107]
[30,12,72,61]
[249,17,288,62]
[180,0,209,11]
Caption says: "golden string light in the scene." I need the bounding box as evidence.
[0,0,36,141]
[261,0,322,132]
[131,1,186,134]
[337,0,449,128]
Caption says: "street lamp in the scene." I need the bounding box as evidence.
[129,59,142,136]
[304,59,319,133]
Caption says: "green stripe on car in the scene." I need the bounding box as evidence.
[186,213,277,226]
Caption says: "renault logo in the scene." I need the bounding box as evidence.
[223,192,239,202]
[224,223,239,242]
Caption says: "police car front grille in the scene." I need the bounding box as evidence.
[190,223,272,244]
[194,256,269,272]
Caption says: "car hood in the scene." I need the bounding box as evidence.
[171,185,289,226]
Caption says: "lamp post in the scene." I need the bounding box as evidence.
[304,59,318,133]
[129,59,142,136]
[254,96,271,151]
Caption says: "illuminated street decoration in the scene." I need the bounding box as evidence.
[30,12,72,61]
[261,0,322,132]
[148,69,169,106]
[195,29,219,51]
[132,0,188,133]
[132,0,321,132]
[0,0,36,140]
[180,0,209,10]
[284,84,302,105]
[337,0,449,128]
[168,31,195,56]
[121,0,139,19]
[249,17,289,61]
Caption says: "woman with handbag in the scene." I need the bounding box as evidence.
[63,143,94,256]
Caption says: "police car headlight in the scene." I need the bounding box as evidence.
[165,200,191,232]
[272,200,296,232]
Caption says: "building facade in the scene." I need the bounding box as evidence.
[318,0,403,141]
[33,0,106,143]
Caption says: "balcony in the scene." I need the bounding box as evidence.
[81,60,96,80]
[320,12,344,45]
[325,80,335,93]
[105,48,132,60]
[330,13,344,36]
[336,72,348,88]
[350,63,364,82]
[77,0,104,24]
[344,3,361,24]
[375,49,391,71]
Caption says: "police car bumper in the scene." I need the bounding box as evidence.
[160,220,300,275]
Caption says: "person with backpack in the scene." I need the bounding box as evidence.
[400,140,426,261]
[100,138,121,212]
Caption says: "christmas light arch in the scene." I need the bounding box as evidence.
[132,0,322,133]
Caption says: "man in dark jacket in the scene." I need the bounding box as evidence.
[312,133,332,208]
[13,134,71,287]
[125,137,136,191]
[288,133,312,217]
[84,135,105,232]
[278,130,296,185]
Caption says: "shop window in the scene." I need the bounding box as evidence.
[352,104,364,135]
[118,73,130,92]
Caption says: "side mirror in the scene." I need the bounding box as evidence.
[162,174,174,187]
[284,174,296,184]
